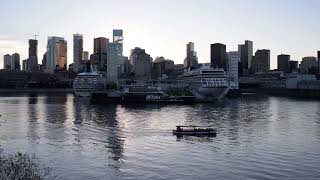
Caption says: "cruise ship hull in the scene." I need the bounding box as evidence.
[198,87,229,100]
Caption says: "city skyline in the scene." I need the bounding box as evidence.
[1,0,320,69]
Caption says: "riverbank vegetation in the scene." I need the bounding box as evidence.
[0,152,51,180]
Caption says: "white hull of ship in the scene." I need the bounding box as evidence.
[191,86,229,100]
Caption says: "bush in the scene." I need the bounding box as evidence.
[0,152,51,180]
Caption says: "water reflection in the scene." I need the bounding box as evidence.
[1,94,320,179]
[27,95,39,141]
[72,99,125,167]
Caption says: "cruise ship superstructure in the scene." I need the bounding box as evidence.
[179,66,229,100]
[73,70,104,97]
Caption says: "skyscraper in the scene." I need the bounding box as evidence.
[73,34,83,72]
[227,51,239,90]
[211,43,227,70]
[83,51,89,61]
[3,54,12,69]
[129,47,152,80]
[238,40,253,75]
[318,51,320,75]
[46,36,67,72]
[184,42,198,69]
[28,39,38,72]
[22,59,28,71]
[29,39,37,57]
[107,30,125,83]
[289,60,298,73]
[113,29,123,55]
[11,53,20,70]
[277,54,290,73]
[251,49,270,73]
[300,56,318,73]
[92,37,108,71]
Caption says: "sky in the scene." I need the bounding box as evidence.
[0,0,320,69]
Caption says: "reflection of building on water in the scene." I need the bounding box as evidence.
[91,105,125,161]
[44,95,68,123]
[73,97,92,124]
[27,95,40,140]
[72,102,125,162]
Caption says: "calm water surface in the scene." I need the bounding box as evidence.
[0,94,320,179]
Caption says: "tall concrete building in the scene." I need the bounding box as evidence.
[28,39,39,72]
[11,53,20,70]
[318,51,320,75]
[22,59,28,71]
[73,34,83,72]
[129,47,152,80]
[227,51,239,90]
[3,54,12,69]
[83,51,89,61]
[153,57,175,80]
[238,40,253,75]
[277,54,290,73]
[46,36,67,72]
[29,39,37,57]
[289,60,298,72]
[251,49,270,73]
[92,37,108,71]
[184,42,198,69]
[300,56,318,73]
[211,43,227,70]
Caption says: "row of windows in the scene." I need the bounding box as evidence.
[203,81,227,85]
[203,84,228,87]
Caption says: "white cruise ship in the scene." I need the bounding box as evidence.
[73,72,104,97]
[179,66,229,100]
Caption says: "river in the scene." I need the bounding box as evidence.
[0,93,319,179]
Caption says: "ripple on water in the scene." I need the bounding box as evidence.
[0,94,320,179]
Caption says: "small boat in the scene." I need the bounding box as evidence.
[173,126,217,136]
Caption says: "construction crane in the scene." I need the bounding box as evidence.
[28,34,39,40]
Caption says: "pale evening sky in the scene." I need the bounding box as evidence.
[0,0,319,69]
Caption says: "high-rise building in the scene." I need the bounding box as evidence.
[28,39,39,72]
[39,53,47,72]
[129,47,152,80]
[107,43,124,83]
[251,49,270,73]
[29,39,37,57]
[83,51,89,61]
[11,53,20,70]
[22,59,28,71]
[300,56,318,73]
[184,42,198,69]
[238,40,253,75]
[73,34,83,72]
[211,43,227,70]
[3,54,12,69]
[113,29,123,43]
[289,60,298,73]
[46,36,67,72]
[152,57,175,80]
[113,29,123,55]
[227,51,239,90]
[318,51,320,75]
[277,54,290,73]
[92,37,109,71]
